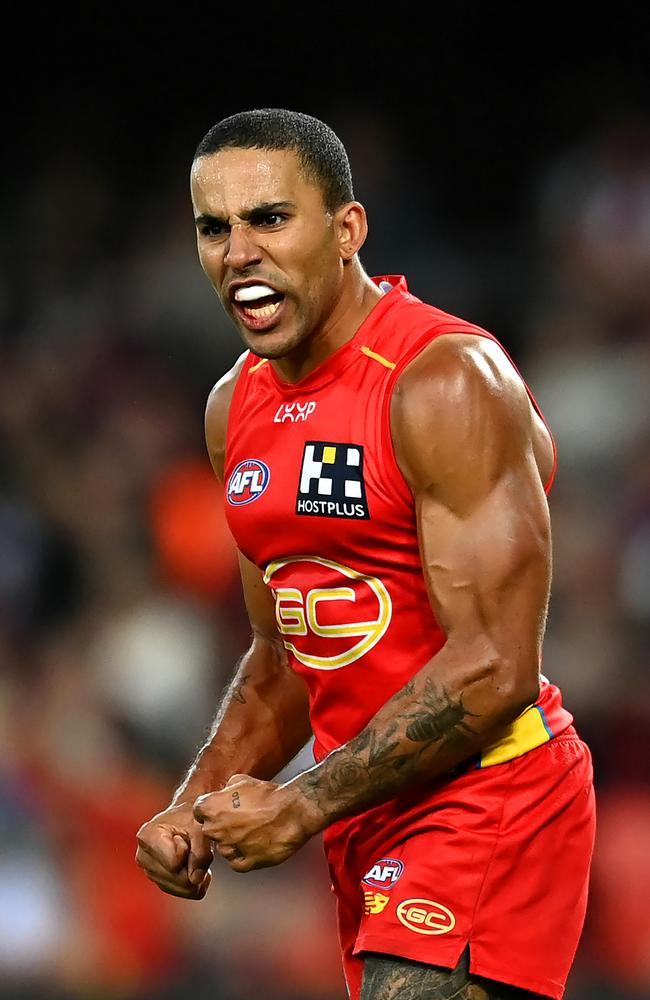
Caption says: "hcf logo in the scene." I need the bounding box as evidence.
[227,459,270,506]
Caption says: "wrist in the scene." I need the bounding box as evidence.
[282,772,332,836]
[171,765,232,808]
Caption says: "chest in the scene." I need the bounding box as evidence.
[223,370,411,569]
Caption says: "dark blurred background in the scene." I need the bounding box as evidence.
[1,9,649,1000]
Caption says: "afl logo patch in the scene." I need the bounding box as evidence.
[227,459,270,506]
[362,858,404,890]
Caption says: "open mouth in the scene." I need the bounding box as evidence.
[231,283,287,331]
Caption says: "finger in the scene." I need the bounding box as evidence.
[144,866,211,899]
[228,854,255,874]
[188,830,214,886]
[192,793,212,824]
[215,842,243,861]
[136,845,191,886]
[137,828,189,874]
[193,793,228,829]
[137,846,211,898]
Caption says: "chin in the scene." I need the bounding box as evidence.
[242,327,303,360]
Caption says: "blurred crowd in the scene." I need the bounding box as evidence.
[1,105,649,1000]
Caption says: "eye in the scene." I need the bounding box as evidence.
[200,222,226,237]
[255,213,287,227]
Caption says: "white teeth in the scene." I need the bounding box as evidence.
[234,284,277,302]
[243,301,281,319]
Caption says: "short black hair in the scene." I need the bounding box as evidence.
[194,108,354,213]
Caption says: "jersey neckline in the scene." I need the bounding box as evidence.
[260,275,409,396]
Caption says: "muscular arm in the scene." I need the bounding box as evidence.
[173,550,312,803]
[291,334,551,826]
[174,359,312,804]
[136,358,311,896]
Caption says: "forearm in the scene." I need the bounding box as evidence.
[292,641,536,829]
[172,635,311,805]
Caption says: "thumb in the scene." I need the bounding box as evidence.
[188,828,214,886]
[225,773,250,786]
[149,826,190,874]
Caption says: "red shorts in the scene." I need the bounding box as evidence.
[323,732,596,1000]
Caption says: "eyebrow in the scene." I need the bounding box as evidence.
[194,201,296,228]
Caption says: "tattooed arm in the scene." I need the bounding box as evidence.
[135,362,311,897]
[182,334,554,874]
[289,333,553,827]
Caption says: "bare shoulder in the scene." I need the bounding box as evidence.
[391,333,535,494]
[393,332,531,426]
[204,351,249,481]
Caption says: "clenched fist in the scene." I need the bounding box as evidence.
[135,801,214,899]
[193,774,323,873]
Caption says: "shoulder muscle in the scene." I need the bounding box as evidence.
[391,333,535,511]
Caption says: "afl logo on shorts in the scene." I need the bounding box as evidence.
[362,858,404,890]
[396,898,456,936]
[227,459,270,506]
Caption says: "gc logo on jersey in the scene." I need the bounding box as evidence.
[264,556,392,670]
[296,441,369,519]
[227,459,270,506]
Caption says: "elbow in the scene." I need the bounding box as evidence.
[447,634,541,724]
[482,660,540,725]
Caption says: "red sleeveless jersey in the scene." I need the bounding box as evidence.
[224,275,572,766]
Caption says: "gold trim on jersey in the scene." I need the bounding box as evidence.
[360,345,396,369]
[248,357,269,373]
[478,703,553,767]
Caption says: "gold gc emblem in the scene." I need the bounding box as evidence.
[396,898,456,935]
[264,556,392,670]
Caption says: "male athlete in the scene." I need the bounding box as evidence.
[135,109,596,1000]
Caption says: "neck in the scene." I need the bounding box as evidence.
[270,262,384,384]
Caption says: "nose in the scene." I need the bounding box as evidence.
[224,223,263,271]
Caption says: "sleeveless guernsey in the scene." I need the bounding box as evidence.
[224,274,572,767]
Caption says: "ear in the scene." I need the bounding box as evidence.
[335,201,368,261]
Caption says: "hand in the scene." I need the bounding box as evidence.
[193,774,323,873]
[135,801,214,899]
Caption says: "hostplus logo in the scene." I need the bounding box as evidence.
[296,441,369,519]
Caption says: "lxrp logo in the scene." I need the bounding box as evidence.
[274,402,316,423]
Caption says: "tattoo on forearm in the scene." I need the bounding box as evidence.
[299,677,481,821]
[404,678,478,743]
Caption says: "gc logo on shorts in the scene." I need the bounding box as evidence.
[396,898,456,935]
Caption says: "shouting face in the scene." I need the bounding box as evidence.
[191,146,363,360]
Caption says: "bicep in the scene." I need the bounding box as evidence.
[415,457,551,662]
[393,335,552,669]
